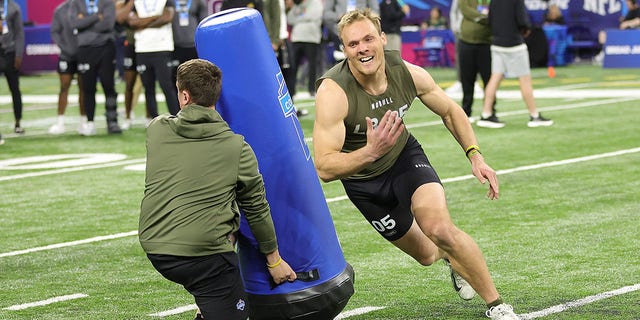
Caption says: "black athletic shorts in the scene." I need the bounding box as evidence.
[341,135,442,241]
[57,56,78,74]
[123,42,136,71]
[146,251,249,320]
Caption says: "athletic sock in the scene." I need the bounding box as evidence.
[487,297,504,308]
[481,112,492,119]
[530,112,539,118]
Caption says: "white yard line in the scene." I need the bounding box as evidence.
[0,158,146,182]
[3,293,88,311]
[1,147,638,258]
[148,304,198,317]
[0,231,137,258]
[334,306,386,319]
[519,284,640,319]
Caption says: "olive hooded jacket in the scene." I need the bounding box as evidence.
[139,104,278,257]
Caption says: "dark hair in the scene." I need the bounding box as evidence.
[176,59,222,107]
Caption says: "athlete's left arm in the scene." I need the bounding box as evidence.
[405,61,500,199]
[405,61,476,149]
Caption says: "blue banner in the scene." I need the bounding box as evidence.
[602,29,640,68]
[22,25,59,74]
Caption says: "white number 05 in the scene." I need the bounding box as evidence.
[371,214,396,232]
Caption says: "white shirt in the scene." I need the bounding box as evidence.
[134,0,174,53]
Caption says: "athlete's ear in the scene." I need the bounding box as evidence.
[178,89,191,109]
[380,31,387,46]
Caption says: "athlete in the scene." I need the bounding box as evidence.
[116,0,142,130]
[128,0,180,119]
[69,0,122,135]
[49,0,86,135]
[313,9,519,319]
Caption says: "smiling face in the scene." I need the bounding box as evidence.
[339,10,387,78]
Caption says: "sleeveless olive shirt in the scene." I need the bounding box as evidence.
[316,51,417,180]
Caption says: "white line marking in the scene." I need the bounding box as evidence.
[0,158,146,182]
[148,304,198,317]
[2,147,639,258]
[519,284,640,319]
[335,306,386,319]
[3,293,88,311]
[0,231,138,258]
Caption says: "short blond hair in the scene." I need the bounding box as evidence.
[337,9,382,43]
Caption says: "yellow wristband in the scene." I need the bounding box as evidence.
[465,144,480,153]
[467,149,481,158]
[465,145,481,158]
[267,257,282,269]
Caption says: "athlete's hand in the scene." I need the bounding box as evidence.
[265,251,297,284]
[365,110,405,159]
[267,258,297,284]
[469,153,499,200]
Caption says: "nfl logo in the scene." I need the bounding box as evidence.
[236,299,245,311]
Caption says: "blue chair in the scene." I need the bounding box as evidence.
[413,29,454,67]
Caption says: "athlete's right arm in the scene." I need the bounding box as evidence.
[313,79,403,182]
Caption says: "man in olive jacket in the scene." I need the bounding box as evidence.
[140,59,296,320]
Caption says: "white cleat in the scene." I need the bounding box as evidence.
[48,123,66,135]
[79,122,97,136]
[486,303,520,320]
[444,259,476,300]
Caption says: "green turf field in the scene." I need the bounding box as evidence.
[1,64,639,319]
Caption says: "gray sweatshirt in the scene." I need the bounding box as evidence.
[287,0,324,44]
[51,0,78,60]
[69,0,116,47]
[172,0,208,48]
[0,0,24,57]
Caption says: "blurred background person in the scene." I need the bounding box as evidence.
[171,0,208,85]
[70,0,121,135]
[379,0,409,52]
[322,0,379,62]
[479,0,553,128]
[286,0,323,99]
[543,4,565,25]
[457,0,494,123]
[594,0,640,64]
[116,0,143,130]
[426,6,447,29]
[445,0,463,94]
[1,0,24,134]
[129,0,180,122]
[49,0,86,135]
